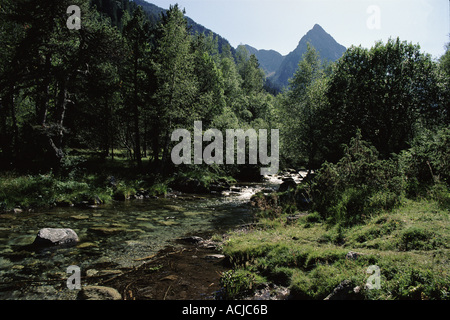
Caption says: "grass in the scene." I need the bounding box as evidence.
[0,153,236,212]
[0,154,168,211]
[0,173,115,211]
[220,199,450,300]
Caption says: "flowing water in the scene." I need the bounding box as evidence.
[0,183,275,300]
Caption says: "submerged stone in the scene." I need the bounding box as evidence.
[71,215,89,220]
[77,285,122,300]
[77,242,98,249]
[88,227,125,235]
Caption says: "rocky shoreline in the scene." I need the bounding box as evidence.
[75,170,309,300]
[2,170,308,300]
[79,232,295,301]
[77,234,228,300]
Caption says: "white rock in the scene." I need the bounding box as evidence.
[33,228,79,247]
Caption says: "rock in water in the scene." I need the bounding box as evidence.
[77,286,122,300]
[33,228,79,247]
[278,178,297,192]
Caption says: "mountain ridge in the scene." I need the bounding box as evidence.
[134,2,346,89]
[271,24,346,87]
[243,44,285,76]
[133,0,235,55]
[244,24,346,88]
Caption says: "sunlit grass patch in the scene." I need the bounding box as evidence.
[221,199,450,299]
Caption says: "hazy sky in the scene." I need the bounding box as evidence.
[144,0,449,59]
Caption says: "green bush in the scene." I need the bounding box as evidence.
[400,127,450,186]
[399,127,450,207]
[0,174,55,209]
[398,227,440,251]
[427,182,450,209]
[112,182,136,200]
[386,267,450,300]
[148,183,169,196]
[311,131,405,225]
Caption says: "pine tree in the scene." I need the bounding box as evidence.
[122,6,151,169]
[150,5,197,171]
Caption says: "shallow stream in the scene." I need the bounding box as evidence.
[0,183,274,300]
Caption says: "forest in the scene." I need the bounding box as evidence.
[0,0,449,300]
[1,0,448,206]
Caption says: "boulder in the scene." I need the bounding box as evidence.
[176,236,204,244]
[209,180,231,193]
[345,251,365,260]
[33,228,79,247]
[77,286,122,300]
[278,178,297,192]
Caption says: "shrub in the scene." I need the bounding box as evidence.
[427,182,450,209]
[400,127,450,186]
[386,267,450,300]
[398,227,441,251]
[311,131,405,225]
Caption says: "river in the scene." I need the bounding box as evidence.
[0,182,279,300]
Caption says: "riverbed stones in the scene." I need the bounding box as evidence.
[177,236,204,244]
[77,285,122,300]
[323,280,364,300]
[71,214,89,220]
[33,228,79,247]
[88,226,125,235]
[77,242,98,249]
[86,269,123,277]
[246,284,291,300]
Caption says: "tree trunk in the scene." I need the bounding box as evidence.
[133,54,142,170]
[150,123,161,169]
[47,76,70,162]
[37,54,51,126]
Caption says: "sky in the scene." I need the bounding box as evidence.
[143,0,450,59]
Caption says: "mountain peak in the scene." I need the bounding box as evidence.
[272,24,346,87]
[312,24,325,32]
[301,24,335,45]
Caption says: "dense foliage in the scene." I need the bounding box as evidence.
[1,0,449,301]
[1,0,448,211]
[0,0,274,177]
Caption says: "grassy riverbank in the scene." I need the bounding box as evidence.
[219,198,450,300]
[0,153,237,213]
[219,132,450,300]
